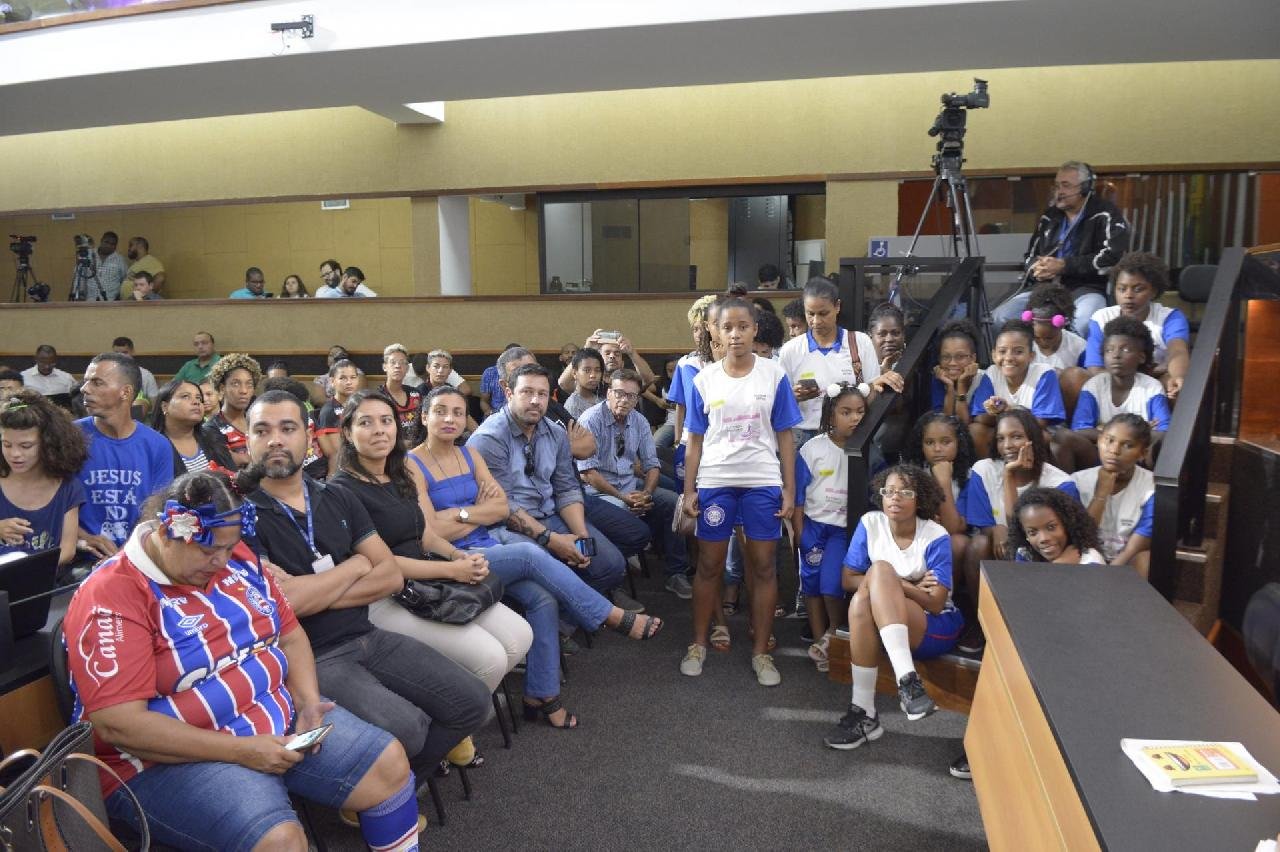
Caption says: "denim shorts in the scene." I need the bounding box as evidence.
[696,486,782,542]
[105,703,393,851]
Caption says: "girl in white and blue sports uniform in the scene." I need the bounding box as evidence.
[1071,316,1171,436]
[1009,486,1108,565]
[822,464,963,751]
[778,278,878,448]
[1072,414,1156,575]
[680,298,802,686]
[793,383,867,672]
[967,319,1067,461]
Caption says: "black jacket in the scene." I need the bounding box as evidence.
[1024,195,1130,297]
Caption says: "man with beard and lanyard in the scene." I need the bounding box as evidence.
[244,390,491,779]
[993,161,1130,337]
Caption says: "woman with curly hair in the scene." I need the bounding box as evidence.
[200,352,262,470]
[0,390,89,566]
[1010,486,1105,565]
[823,464,963,751]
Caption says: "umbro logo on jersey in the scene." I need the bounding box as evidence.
[177,614,205,631]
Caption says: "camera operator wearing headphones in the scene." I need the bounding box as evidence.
[994,161,1130,337]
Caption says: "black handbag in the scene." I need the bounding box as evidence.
[0,721,149,851]
[391,574,505,625]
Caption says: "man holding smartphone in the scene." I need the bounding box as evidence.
[560,328,657,396]
[577,369,692,599]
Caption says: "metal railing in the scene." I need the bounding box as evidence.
[836,256,984,522]
[1150,249,1276,600]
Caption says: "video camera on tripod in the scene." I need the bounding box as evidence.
[69,233,106,301]
[8,235,49,302]
[928,78,989,175]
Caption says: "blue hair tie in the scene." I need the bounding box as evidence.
[158,500,257,546]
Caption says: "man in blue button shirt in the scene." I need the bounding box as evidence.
[467,363,626,600]
[578,369,691,599]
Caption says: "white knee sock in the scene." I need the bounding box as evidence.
[850,664,878,718]
[879,623,916,682]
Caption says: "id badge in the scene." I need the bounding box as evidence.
[311,553,336,573]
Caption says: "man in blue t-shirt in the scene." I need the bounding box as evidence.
[76,353,174,556]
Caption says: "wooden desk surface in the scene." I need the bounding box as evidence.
[981,562,1280,851]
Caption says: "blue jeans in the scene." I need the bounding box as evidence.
[596,488,688,578]
[478,542,614,698]
[583,493,651,560]
[992,289,1107,338]
[106,704,391,851]
[313,628,491,768]
[491,515,625,596]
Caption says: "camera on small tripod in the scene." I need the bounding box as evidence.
[928,78,989,175]
[7,235,49,302]
[68,233,106,301]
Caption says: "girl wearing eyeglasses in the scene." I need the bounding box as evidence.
[824,464,961,751]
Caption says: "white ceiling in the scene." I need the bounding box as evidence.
[0,0,1277,136]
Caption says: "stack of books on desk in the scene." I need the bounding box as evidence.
[1122,739,1280,800]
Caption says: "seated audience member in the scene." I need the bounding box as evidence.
[317,259,344,296]
[558,343,579,371]
[77,353,175,556]
[824,464,962,750]
[782,297,806,339]
[111,337,160,404]
[1072,413,1155,575]
[281,273,309,298]
[173,331,222,386]
[311,344,351,406]
[0,368,23,403]
[479,344,520,419]
[124,236,165,295]
[229,266,270,299]
[419,349,472,396]
[1085,251,1190,399]
[930,320,980,423]
[266,361,291,380]
[754,309,785,356]
[579,369,690,598]
[581,329,657,393]
[245,391,491,776]
[202,353,263,470]
[315,359,363,477]
[411,385,661,727]
[868,303,907,372]
[317,266,378,298]
[756,262,790,291]
[1010,486,1106,565]
[1025,283,1089,415]
[865,303,911,463]
[261,376,327,479]
[993,161,1130,337]
[649,357,680,450]
[330,391,529,759]
[150,379,223,474]
[0,391,87,566]
[901,412,976,601]
[467,363,628,603]
[562,347,605,419]
[199,380,219,419]
[1071,317,1171,442]
[793,384,867,671]
[493,346,598,463]
[958,408,1078,651]
[65,470,422,852]
[381,344,426,447]
[779,278,880,448]
[127,271,162,300]
[22,344,76,400]
[968,319,1067,458]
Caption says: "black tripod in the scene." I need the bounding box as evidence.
[10,257,36,302]
[68,256,105,301]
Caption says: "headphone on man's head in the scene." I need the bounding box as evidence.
[1062,160,1095,198]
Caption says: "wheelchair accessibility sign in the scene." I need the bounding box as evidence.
[869,239,889,258]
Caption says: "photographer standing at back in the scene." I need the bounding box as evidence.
[993,161,1129,337]
[72,228,129,301]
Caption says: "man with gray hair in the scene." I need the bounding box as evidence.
[993,160,1130,337]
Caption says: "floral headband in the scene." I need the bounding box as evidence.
[158,500,257,546]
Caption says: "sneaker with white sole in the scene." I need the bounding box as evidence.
[949,751,972,780]
[665,574,693,599]
[897,672,936,720]
[807,633,830,672]
[680,644,707,676]
[751,653,781,686]
[823,704,884,750]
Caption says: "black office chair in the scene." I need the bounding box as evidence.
[1176,264,1217,335]
[48,617,328,851]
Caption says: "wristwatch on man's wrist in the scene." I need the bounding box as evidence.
[535,529,552,547]
[457,508,470,522]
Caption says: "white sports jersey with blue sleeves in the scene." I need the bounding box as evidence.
[778,329,878,430]
[843,512,957,605]
[685,355,803,488]
[1071,372,1171,431]
[1071,465,1155,562]
[794,433,848,527]
[968,362,1066,423]
[1034,330,1087,371]
[1085,303,1190,372]
[668,352,705,445]
[962,457,1080,528]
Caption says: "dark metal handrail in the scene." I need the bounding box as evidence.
[837,256,984,525]
[1150,249,1276,600]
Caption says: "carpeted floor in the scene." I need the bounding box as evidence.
[308,571,987,851]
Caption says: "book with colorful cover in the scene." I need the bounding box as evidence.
[1138,743,1259,787]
